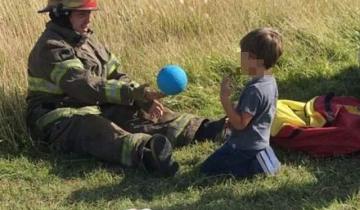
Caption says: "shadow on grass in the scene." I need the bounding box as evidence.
[0,144,109,179]
[66,150,360,210]
[40,152,110,179]
[67,165,212,203]
[156,153,360,210]
[278,65,360,101]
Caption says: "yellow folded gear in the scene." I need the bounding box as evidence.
[304,97,327,127]
[271,98,327,136]
[343,105,360,115]
[280,99,305,111]
[271,100,306,136]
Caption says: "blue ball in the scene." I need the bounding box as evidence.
[157,65,188,95]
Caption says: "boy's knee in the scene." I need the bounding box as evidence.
[250,147,281,176]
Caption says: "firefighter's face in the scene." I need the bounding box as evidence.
[69,10,92,34]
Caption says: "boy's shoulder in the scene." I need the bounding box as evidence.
[248,76,276,89]
[242,85,261,96]
[243,76,277,99]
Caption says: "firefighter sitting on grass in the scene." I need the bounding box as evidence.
[27,0,225,177]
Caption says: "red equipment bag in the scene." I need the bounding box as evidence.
[271,93,360,157]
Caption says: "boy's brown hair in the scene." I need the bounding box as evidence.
[240,28,283,69]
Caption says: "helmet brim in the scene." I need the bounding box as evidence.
[38,6,98,13]
[71,7,98,11]
[38,6,52,13]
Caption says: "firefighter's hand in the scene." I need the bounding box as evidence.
[133,84,165,102]
[144,87,166,101]
[148,99,164,119]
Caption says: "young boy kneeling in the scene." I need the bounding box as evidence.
[201,28,283,178]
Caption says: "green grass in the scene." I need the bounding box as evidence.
[1,144,359,209]
[1,0,360,209]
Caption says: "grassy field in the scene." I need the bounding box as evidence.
[1,0,360,209]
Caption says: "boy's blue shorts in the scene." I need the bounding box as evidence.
[200,142,281,178]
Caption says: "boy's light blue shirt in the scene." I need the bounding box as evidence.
[228,75,278,150]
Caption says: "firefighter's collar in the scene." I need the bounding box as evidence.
[46,21,92,46]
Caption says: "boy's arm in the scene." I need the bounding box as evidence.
[220,76,258,130]
[221,99,253,130]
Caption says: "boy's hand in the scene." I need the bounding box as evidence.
[220,76,232,102]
